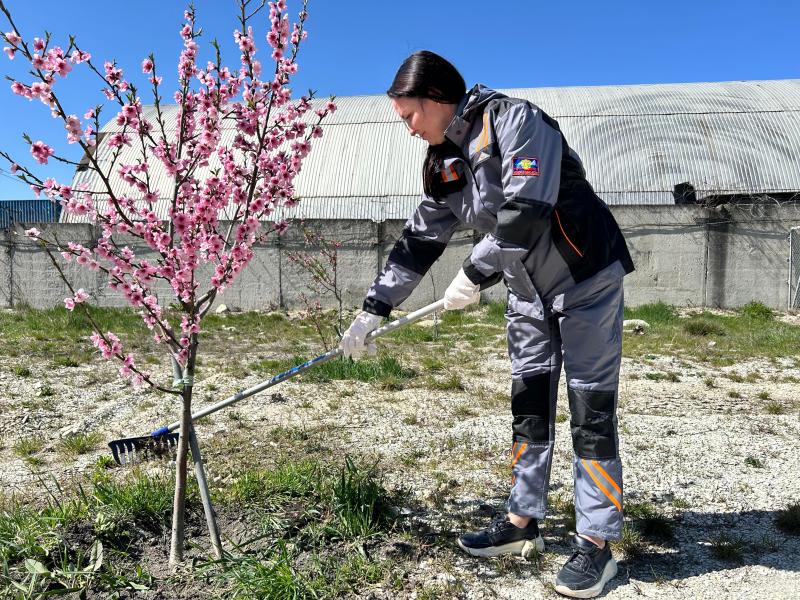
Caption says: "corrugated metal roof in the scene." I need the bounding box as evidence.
[1,199,61,229]
[66,79,800,223]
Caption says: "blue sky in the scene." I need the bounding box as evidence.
[1,0,798,200]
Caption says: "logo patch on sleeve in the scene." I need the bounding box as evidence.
[512,157,540,176]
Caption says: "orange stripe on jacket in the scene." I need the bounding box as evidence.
[554,209,584,257]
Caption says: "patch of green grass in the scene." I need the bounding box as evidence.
[683,318,726,337]
[622,305,799,365]
[671,497,690,509]
[757,390,770,400]
[420,356,444,372]
[645,371,681,382]
[775,502,800,535]
[53,355,82,367]
[57,432,103,457]
[555,413,568,424]
[626,501,673,539]
[548,493,576,533]
[453,405,478,418]
[389,323,438,343]
[624,301,678,324]
[13,365,32,377]
[485,301,508,325]
[744,456,765,468]
[765,400,784,414]
[709,533,744,562]
[426,372,465,391]
[13,436,44,459]
[226,460,320,508]
[739,301,773,320]
[612,524,645,558]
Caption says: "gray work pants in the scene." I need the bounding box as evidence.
[504,265,624,540]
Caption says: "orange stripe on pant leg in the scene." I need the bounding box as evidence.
[511,443,527,468]
[581,459,622,511]
[590,460,622,495]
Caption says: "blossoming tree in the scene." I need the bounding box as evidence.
[1,0,333,565]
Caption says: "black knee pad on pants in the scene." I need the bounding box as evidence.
[568,387,617,459]
[511,374,552,443]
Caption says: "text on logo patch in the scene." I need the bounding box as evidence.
[512,157,540,176]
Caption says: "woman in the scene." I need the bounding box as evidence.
[340,50,634,599]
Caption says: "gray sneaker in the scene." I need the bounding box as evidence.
[554,534,617,598]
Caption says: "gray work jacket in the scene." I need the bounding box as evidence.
[364,84,634,320]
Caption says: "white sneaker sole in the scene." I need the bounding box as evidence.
[554,557,618,598]
[457,535,544,558]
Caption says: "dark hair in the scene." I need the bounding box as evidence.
[388,51,466,199]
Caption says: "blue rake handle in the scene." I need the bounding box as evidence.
[149,298,446,437]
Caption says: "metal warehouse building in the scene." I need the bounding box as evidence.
[3,79,800,310]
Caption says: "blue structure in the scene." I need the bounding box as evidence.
[0,199,61,229]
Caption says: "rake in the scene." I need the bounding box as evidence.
[108,298,446,465]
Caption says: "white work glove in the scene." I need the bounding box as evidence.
[444,268,480,310]
[340,311,382,359]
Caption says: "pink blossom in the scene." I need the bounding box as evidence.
[24,227,41,238]
[9,163,18,174]
[4,31,21,45]
[70,50,91,64]
[3,46,15,60]
[272,220,289,236]
[64,297,75,311]
[10,81,28,97]
[142,57,153,73]
[74,288,89,303]
[32,37,45,52]
[65,115,82,143]
[30,141,54,164]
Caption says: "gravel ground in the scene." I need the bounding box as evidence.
[1,320,799,599]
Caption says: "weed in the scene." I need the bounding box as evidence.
[58,432,103,457]
[420,356,444,372]
[757,390,770,400]
[704,377,716,388]
[426,372,465,391]
[728,390,741,398]
[325,457,395,540]
[671,497,690,509]
[765,400,784,414]
[453,405,478,418]
[548,493,576,533]
[403,414,420,426]
[744,456,765,468]
[39,384,55,397]
[683,318,726,337]
[775,502,800,535]
[645,371,681,382]
[624,301,677,324]
[726,372,745,383]
[740,301,773,320]
[612,524,644,558]
[709,533,744,562]
[13,365,32,377]
[626,501,673,539]
[53,355,82,367]
[555,413,568,424]
[13,436,44,458]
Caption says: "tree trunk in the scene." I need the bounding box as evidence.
[169,385,193,568]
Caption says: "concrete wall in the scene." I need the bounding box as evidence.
[1,204,797,312]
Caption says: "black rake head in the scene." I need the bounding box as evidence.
[108,433,180,466]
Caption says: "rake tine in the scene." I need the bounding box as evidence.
[108,432,180,466]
